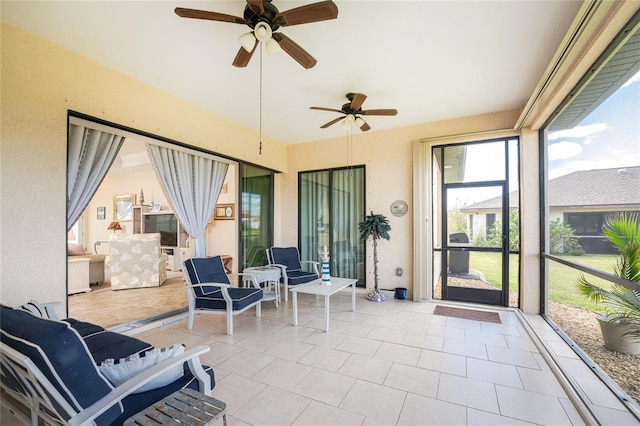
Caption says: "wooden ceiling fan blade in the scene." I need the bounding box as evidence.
[350,93,367,111]
[275,0,338,27]
[359,120,371,132]
[273,33,317,69]
[246,0,264,14]
[310,106,344,113]
[321,116,344,128]
[174,7,246,24]
[361,109,398,116]
[232,45,256,68]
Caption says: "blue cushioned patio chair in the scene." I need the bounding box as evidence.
[0,304,214,426]
[266,247,320,301]
[183,256,263,335]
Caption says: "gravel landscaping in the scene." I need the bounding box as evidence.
[547,301,639,406]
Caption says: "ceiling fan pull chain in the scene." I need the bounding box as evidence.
[346,125,352,173]
[350,127,353,174]
[348,126,350,167]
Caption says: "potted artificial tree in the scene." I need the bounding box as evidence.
[359,211,391,302]
[577,212,640,354]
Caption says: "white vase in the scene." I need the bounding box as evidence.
[596,314,640,354]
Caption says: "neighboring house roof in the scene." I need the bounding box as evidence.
[461,166,640,212]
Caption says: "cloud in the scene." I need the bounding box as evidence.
[548,123,608,140]
[548,141,582,161]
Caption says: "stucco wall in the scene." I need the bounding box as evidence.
[0,23,286,312]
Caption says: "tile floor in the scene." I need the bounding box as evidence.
[2,288,639,425]
[67,271,187,329]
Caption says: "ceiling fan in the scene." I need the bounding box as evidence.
[174,0,338,69]
[310,93,398,131]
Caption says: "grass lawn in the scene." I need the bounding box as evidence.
[547,254,615,312]
[469,252,616,313]
[468,252,520,293]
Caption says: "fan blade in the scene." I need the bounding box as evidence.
[310,106,344,114]
[246,0,264,14]
[273,33,317,69]
[320,116,344,129]
[275,0,338,27]
[361,109,398,116]
[350,93,367,111]
[359,120,371,132]
[232,45,256,67]
[174,7,246,24]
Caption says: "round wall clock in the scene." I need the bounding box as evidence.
[390,200,408,217]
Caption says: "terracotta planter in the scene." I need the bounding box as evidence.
[596,315,640,354]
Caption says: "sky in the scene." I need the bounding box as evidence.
[447,140,518,209]
[547,70,640,180]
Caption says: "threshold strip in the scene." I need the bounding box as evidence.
[108,307,188,335]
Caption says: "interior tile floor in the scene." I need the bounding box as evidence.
[3,289,639,425]
[67,272,187,329]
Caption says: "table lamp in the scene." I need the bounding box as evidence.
[107,221,122,233]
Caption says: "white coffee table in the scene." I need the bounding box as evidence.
[289,277,357,332]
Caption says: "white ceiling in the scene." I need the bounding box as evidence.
[1,1,583,144]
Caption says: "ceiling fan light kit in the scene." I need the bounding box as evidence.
[238,32,257,52]
[341,115,367,130]
[254,22,272,42]
[265,38,282,55]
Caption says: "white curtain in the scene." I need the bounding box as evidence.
[146,144,229,257]
[67,124,125,230]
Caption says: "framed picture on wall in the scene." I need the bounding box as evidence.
[97,206,106,220]
[113,193,136,221]
[214,204,234,220]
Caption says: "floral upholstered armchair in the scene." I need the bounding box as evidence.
[109,233,167,290]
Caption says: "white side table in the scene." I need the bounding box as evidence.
[68,257,90,295]
[242,266,281,306]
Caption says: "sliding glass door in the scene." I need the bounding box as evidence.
[299,166,365,286]
[240,164,273,269]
